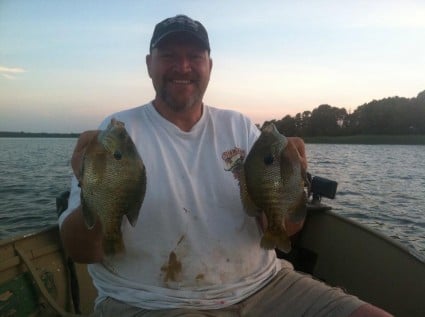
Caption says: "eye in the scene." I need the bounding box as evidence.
[159,52,175,60]
[190,53,204,61]
[264,154,274,165]
[113,150,122,160]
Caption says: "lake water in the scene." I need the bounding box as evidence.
[0,138,75,239]
[1,138,424,258]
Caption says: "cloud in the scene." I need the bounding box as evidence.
[0,66,26,79]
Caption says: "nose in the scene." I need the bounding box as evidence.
[173,56,191,73]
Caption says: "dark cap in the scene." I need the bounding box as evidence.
[150,15,210,52]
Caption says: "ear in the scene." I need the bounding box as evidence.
[209,57,213,73]
[146,54,153,78]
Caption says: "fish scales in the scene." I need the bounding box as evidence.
[80,118,147,255]
[240,123,307,252]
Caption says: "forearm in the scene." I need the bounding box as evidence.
[60,205,104,263]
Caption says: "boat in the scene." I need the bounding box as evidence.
[1,177,425,317]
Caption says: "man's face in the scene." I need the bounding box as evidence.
[146,35,212,112]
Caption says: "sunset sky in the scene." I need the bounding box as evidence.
[1,0,424,133]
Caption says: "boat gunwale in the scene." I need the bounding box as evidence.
[315,209,425,263]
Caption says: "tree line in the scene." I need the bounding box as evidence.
[264,90,425,137]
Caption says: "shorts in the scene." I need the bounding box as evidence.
[92,262,365,317]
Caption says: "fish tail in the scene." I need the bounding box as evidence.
[260,229,291,253]
[103,237,125,255]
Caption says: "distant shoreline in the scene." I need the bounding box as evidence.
[0,132,80,138]
[304,134,425,145]
[2,131,425,145]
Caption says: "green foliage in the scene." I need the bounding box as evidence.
[264,90,425,138]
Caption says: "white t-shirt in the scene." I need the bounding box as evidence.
[59,103,281,310]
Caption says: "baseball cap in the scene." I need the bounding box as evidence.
[150,15,210,52]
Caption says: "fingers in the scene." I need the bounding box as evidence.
[71,130,99,179]
[288,137,308,171]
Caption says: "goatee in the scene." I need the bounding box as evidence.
[160,88,202,113]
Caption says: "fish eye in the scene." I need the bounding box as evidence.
[113,150,122,160]
[264,154,274,165]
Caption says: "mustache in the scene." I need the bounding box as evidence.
[165,72,199,81]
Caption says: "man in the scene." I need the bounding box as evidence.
[60,15,392,317]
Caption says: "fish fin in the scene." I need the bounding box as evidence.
[125,206,140,227]
[239,167,261,217]
[260,229,292,253]
[103,237,125,255]
[80,197,97,229]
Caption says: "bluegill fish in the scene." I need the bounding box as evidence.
[240,123,307,252]
[80,119,146,255]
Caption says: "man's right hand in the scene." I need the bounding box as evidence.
[60,130,104,263]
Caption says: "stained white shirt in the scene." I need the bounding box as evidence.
[60,103,281,309]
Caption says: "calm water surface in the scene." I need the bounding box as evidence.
[0,139,424,257]
[308,144,425,256]
[0,138,75,238]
